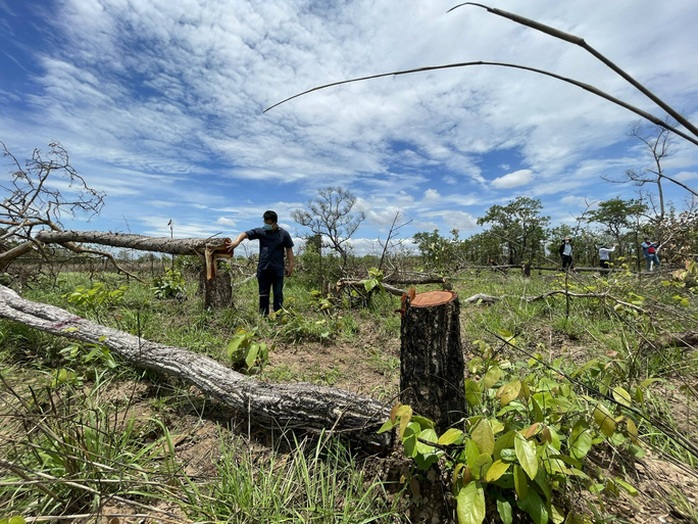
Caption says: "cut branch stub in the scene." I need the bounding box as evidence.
[400,290,466,431]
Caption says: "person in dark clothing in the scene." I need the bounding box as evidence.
[226,210,295,316]
[558,237,573,271]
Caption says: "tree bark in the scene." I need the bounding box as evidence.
[0,285,391,451]
[400,290,466,431]
[35,230,227,255]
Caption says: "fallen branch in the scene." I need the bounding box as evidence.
[0,285,392,451]
[525,289,646,313]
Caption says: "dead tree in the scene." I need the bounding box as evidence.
[0,284,391,451]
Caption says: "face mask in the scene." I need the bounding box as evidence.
[263,223,274,231]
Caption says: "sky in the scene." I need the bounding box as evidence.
[2,0,698,257]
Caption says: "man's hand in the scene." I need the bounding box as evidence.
[225,239,239,253]
[285,265,294,277]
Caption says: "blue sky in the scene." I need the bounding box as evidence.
[2,0,698,256]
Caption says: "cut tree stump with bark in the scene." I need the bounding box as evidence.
[0,285,392,451]
[400,290,466,431]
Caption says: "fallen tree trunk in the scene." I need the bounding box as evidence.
[35,230,226,255]
[0,285,392,451]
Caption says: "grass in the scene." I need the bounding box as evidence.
[182,432,403,523]
[1,262,697,522]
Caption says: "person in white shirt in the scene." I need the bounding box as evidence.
[598,244,617,269]
[558,237,573,270]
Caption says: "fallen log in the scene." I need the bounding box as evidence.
[0,285,392,451]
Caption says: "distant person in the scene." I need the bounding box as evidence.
[598,244,617,270]
[559,237,573,271]
[641,237,660,271]
[226,210,295,316]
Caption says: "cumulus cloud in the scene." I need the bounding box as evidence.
[491,169,534,189]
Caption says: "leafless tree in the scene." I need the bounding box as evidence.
[0,141,110,271]
[291,186,366,269]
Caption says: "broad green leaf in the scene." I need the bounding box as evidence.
[465,439,480,468]
[471,418,495,455]
[412,415,435,429]
[416,428,439,454]
[465,379,482,407]
[496,498,513,524]
[520,487,549,524]
[439,427,465,445]
[612,386,632,407]
[482,365,502,389]
[514,433,538,480]
[513,464,528,500]
[245,343,259,368]
[456,481,486,524]
[593,404,616,437]
[494,430,515,459]
[569,421,593,460]
[531,396,545,422]
[490,418,505,434]
[484,459,510,482]
[402,424,419,458]
[226,336,244,357]
[471,453,493,480]
[625,417,639,443]
[497,380,522,406]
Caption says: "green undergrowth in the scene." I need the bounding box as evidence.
[1,264,696,522]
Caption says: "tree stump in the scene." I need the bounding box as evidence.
[400,290,466,431]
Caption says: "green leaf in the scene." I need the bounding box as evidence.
[514,433,538,480]
[245,343,259,369]
[465,437,481,468]
[471,453,493,480]
[615,477,639,496]
[497,380,522,406]
[569,421,593,460]
[439,427,465,445]
[484,459,510,482]
[612,386,632,407]
[482,365,502,389]
[471,418,495,455]
[226,336,245,358]
[402,423,420,458]
[412,415,436,429]
[513,464,528,500]
[519,487,549,524]
[465,378,482,407]
[416,428,439,455]
[377,419,395,434]
[456,481,486,524]
[593,403,616,436]
[496,498,513,524]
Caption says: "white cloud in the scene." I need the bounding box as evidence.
[1,0,698,250]
[491,169,534,189]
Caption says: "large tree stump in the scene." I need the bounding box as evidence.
[400,290,466,431]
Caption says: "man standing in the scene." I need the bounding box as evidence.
[559,237,573,271]
[598,244,617,270]
[641,237,660,271]
[226,210,294,316]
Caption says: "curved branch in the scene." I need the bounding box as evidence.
[264,61,698,147]
[449,3,698,139]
